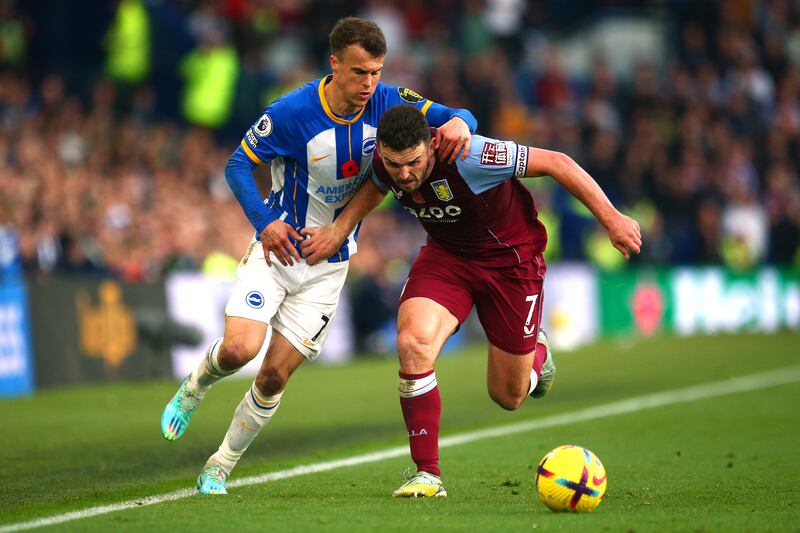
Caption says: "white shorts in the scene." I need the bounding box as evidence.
[225,238,349,360]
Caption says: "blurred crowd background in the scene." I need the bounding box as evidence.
[0,1,799,333]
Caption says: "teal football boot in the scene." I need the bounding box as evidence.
[161,377,202,441]
[197,463,229,495]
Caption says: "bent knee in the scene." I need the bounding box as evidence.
[218,338,260,370]
[489,386,528,411]
[397,331,437,373]
[254,368,287,396]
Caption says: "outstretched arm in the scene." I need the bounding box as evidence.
[524,147,642,259]
[301,178,388,265]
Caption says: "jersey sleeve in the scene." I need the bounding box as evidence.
[239,98,297,165]
[227,98,298,233]
[423,102,477,133]
[454,135,529,194]
[225,148,282,234]
[379,85,478,132]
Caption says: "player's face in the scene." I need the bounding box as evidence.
[330,45,384,113]
[379,141,435,192]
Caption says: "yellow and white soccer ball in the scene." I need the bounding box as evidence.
[535,445,607,512]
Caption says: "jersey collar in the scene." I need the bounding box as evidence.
[318,75,367,125]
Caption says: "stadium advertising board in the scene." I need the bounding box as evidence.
[600,267,800,336]
[27,277,173,388]
[539,264,598,350]
[165,273,354,378]
[0,280,34,397]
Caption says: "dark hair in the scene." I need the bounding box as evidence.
[377,105,432,151]
[329,17,387,59]
[376,105,431,150]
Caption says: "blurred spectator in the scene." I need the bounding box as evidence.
[533,47,573,112]
[180,6,239,128]
[764,162,800,264]
[459,0,492,59]
[0,0,796,346]
[720,175,768,270]
[104,0,151,86]
[0,0,25,69]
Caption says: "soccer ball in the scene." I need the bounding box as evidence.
[535,445,607,512]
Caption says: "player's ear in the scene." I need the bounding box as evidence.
[429,137,439,153]
[330,54,338,72]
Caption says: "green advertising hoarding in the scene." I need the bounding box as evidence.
[600,267,800,337]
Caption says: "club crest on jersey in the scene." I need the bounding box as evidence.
[254,114,272,137]
[362,137,376,155]
[398,87,424,103]
[431,179,453,201]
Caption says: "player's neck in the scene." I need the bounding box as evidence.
[323,79,362,117]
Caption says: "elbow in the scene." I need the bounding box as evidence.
[549,151,579,180]
[554,151,575,170]
[224,158,239,190]
[225,151,250,173]
[224,151,254,189]
[455,109,477,132]
[532,149,574,178]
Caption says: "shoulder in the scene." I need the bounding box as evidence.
[251,79,321,143]
[458,135,518,171]
[266,79,320,117]
[453,135,521,193]
[373,83,429,108]
[369,83,393,108]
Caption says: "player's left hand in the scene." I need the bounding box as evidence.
[606,212,642,260]
[300,225,348,265]
[435,117,471,164]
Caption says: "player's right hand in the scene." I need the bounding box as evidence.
[260,220,303,267]
[606,212,642,260]
[435,117,472,164]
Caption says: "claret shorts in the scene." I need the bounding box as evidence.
[400,242,546,355]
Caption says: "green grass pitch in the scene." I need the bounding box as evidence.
[0,332,798,531]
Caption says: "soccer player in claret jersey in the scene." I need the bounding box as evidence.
[159,18,478,495]
[301,105,642,497]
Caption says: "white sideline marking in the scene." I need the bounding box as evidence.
[2,365,799,532]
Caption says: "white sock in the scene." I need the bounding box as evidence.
[528,368,539,395]
[188,338,237,396]
[208,383,283,473]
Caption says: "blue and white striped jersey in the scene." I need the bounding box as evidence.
[226,76,476,263]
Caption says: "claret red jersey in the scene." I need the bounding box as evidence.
[371,134,547,266]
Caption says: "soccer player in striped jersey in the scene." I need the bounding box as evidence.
[160,18,478,495]
[301,105,641,497]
